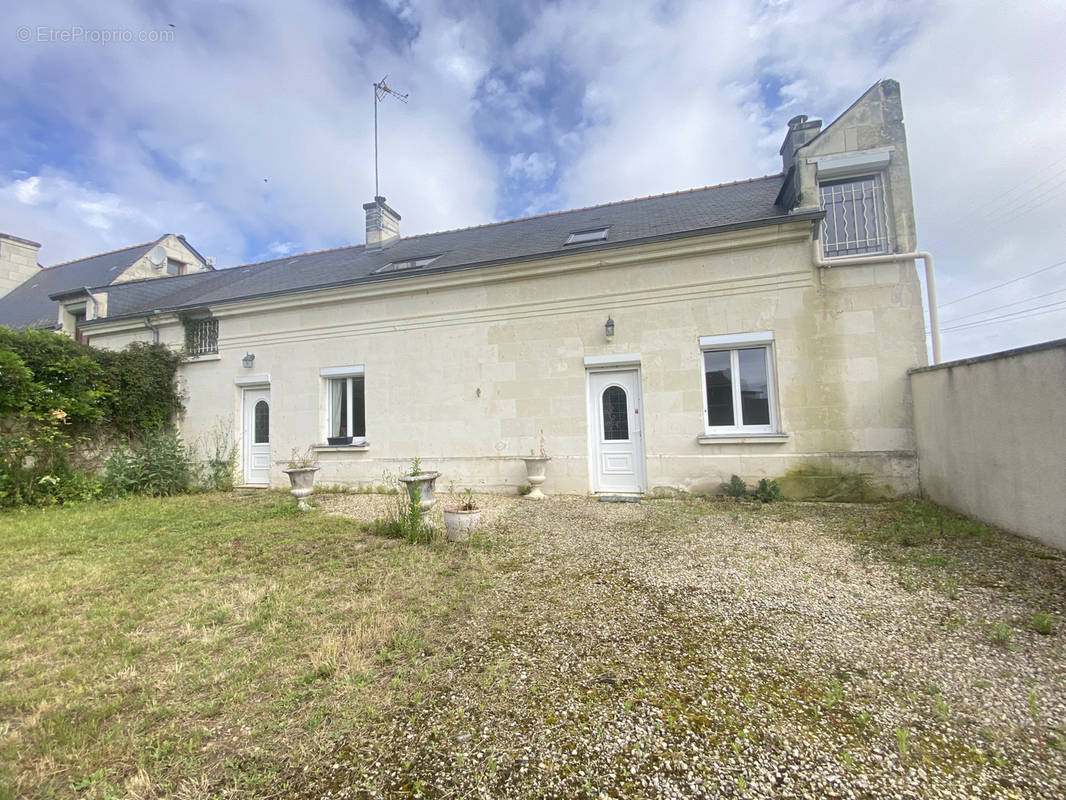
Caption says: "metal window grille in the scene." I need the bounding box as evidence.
[186,318,218,355]
[819,175,890,257]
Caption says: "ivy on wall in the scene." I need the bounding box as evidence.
[0,327,185,506]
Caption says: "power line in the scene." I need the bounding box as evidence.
[940,299,1066,333]
[944,284,1066,324]
[938,257,1066,309]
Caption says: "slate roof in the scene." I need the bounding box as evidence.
[96,174,820,323]
[0,241,156,329]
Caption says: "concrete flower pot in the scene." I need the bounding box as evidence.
[442,506,481,542]
[283,466,319,510]
[398,471,441,511]
[522,456,550,500]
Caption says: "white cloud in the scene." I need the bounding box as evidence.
[1,0,1063,358]
[507,152,556,183]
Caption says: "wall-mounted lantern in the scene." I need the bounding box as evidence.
[605,316,615,340]
[242,352,255,368]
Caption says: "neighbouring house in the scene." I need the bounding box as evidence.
[2,80,932,496]
[0,234,211,341]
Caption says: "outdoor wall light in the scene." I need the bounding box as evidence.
[242,352,255,368]
[605,316,615,339]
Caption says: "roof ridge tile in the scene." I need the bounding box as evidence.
[44,240,155,269]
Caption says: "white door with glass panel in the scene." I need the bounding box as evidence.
[588,369,646,494]
[243,388,271,484]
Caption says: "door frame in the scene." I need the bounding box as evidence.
[241,386,271,485]
[585,364,647,494]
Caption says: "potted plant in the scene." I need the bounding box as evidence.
[521,430,550,500]
[282,446,319,510]
[397,457,441,511]
[443,488,481,542]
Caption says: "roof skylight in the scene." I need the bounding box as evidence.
[374,255,441,274]
[565,227,609,245]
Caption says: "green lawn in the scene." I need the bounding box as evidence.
[0,493,499,799]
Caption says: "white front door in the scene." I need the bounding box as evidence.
[588,369,646,494]
[243,388,271,484]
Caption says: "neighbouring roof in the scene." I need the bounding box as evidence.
[0,241,157,329]
[0,235,212,330]
[97,174,820,323]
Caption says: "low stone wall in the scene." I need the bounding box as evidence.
[910,339,1066,550]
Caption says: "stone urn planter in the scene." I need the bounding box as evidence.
[522,456,550,500]
[283,466,320,510]
[443,505,481,542]
[398,471,441,511]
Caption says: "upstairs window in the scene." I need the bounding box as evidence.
[699,332,777,435]
[185,318,218,356]
[819,174,889,258]
[166,258,184,276]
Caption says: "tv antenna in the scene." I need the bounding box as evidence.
[373,75,408,197]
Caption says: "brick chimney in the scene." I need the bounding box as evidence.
[779,114,822,172]
[363,196,401,247]
[0,233,42,299]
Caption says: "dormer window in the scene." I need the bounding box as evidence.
[565,227,609,245]
[818,174,890,258]
[374,255,441,274]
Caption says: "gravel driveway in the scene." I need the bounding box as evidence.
[311,494,1066,799]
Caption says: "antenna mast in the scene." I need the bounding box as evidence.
[373,75,408,198]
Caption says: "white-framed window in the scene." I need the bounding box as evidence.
[321,366,365,441]
[819,174,890,258]
[699,332,777,435]
[185,318,218,355]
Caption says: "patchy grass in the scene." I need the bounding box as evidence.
[4,493,1065,799]
[0,493,498,799]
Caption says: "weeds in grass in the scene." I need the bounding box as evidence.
[986,621,1015,647]
[895,727,910,758]
[822,678,844,709]
[1029,612,1054,635]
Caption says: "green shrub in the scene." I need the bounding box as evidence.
[721,474,748,499]
[754,478,782,503]
[104,429,193,497]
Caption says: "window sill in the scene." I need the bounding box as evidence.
[313,441,370,453]
[697,433,790,445]
[183,352,222,363]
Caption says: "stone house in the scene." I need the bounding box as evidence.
[2,80,933,496]
[0,234,210,341]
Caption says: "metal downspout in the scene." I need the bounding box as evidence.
[143,314,160,344]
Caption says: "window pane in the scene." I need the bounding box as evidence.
[601,385,629,440]
[330,379,348,437]
[351,376,366,437]
[254,400,269,443]
[737,348,770,425]
[704,350,734,426]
